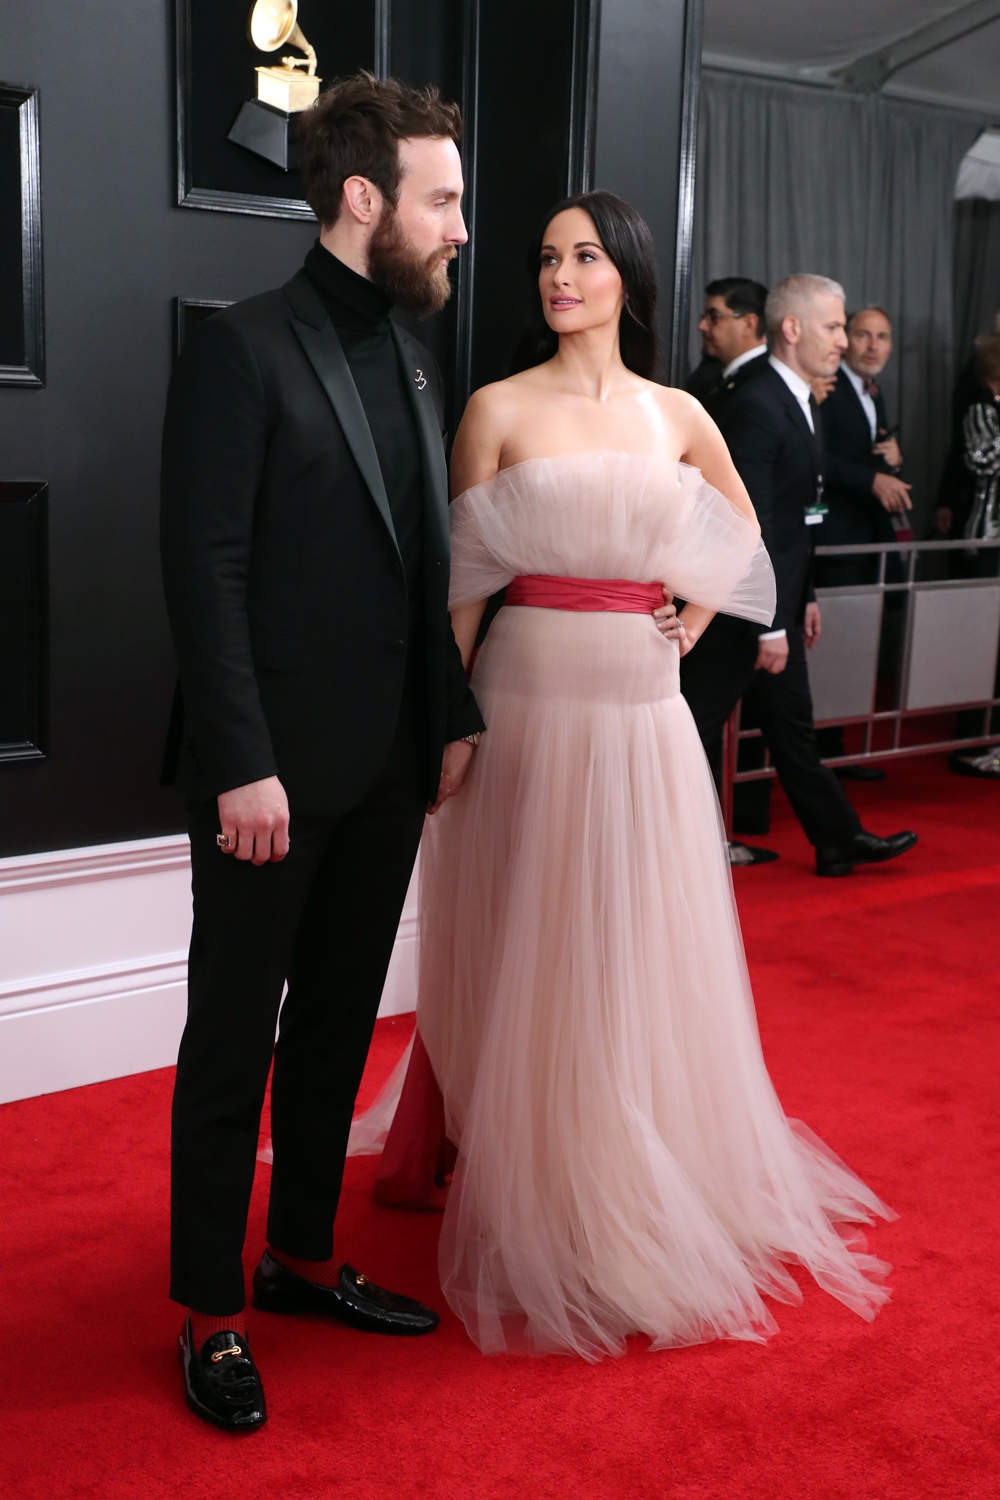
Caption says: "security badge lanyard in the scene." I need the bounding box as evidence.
[805,474,828,526]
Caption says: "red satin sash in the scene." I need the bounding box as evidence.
[505,574,663,614]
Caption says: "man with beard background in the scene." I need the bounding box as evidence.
[160,73,483,1430]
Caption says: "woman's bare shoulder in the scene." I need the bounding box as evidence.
[467,366,553,412]
[645,381,704,420]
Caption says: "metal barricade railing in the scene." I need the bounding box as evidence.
[720,537,1000,838]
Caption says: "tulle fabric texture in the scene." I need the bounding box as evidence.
[410,454,891,1357]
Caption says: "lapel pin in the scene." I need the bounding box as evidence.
[414,368,427,390]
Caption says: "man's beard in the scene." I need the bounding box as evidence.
[368,206,455,318]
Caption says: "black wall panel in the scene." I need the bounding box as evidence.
[0,2,314,856]
[0,0,698,859]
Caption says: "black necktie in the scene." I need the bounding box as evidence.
[808,394,824,462]
[808,394,825,511]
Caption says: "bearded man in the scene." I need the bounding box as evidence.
[160,73,483,1430]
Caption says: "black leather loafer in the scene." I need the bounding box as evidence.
[833,763,887,782]
[727,841,779,867]
[815,829,918,877]
[179,1318,267,1431]
[252,1250,440,1335]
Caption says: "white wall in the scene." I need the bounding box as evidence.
[0,836,418,1105]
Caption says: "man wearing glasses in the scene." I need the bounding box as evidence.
[691,278,769,425]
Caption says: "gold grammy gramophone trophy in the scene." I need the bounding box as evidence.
[227,1,322,172]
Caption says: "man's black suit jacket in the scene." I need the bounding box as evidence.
[700,347,769,427]
[719,360,822,636]
[160,270,483,816]
[819,367,895,548]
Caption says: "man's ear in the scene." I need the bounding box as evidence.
[781,314,801,347]
[341,174,383,227]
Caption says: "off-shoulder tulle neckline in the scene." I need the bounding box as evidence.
[487,452,702,481]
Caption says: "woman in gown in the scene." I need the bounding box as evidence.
[362,191,893,1359]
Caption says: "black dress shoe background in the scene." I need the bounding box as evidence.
[949,748,1000,780]
[179,1319,267,1431]
[815,829,918,877]
[727,841,780,867]
[833,763,887,782]
[252,1250,440,1335]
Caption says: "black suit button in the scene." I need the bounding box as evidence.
[389,639,405,654]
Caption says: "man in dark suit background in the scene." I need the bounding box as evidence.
[814,306,911,587]
[812,306,911,774]
[680,274,917,877]
[160,74,484,1429]
[686,277,774,865]
[690,277,770,425]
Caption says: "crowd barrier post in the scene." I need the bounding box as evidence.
[721,537,1000,825]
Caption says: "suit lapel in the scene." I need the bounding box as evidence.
[282,270,400,557]
[392,323,450,557]
[841,368,873,444]
[770,366,821,477]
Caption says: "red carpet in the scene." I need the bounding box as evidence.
[2,755,998,1498]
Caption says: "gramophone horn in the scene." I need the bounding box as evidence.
[248,0,317,73]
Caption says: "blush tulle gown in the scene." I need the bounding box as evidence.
[354,452,893,1358]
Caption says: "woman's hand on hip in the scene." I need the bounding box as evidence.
[654,588,688,651]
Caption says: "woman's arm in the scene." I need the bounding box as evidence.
[450,383,509,497]
[676,602,715,654]
[446,383,515,667]
[451,600,489,670]
[669,390,761,533]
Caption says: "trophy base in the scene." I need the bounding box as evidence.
[227,98,299,172]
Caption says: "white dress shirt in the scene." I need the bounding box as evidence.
[722,343,768,381]
[841,361,878,440]
[768,354,814,432]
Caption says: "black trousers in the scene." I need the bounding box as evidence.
[170,672,428,1315]
[680,614,861,850]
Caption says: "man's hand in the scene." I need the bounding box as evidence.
[811,375,837,405]
[428,739,475,815]
[934,505,952,537]
[872,472,912,514]
[803,601,822,647]
[217,776,290,865]
[755,635,789,674]
[873,435,902,469]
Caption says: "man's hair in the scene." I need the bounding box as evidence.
[765,274,845,338]
[975,331,1000,386]
[298,72,462,228]
[846,304,891,333]
[705,277,768,337]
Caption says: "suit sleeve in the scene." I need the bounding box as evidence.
[160,316,279,796]
[821,396,883,503]
[425,354,486,743]
[721,398,790,635]
[443,637,486,740]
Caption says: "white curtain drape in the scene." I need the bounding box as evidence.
[690,71,985,530]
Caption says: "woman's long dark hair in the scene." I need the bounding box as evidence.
[508,190,660,379]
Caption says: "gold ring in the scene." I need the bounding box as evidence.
[217,833,238,852]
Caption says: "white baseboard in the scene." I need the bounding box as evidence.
[0,835,419,1105]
